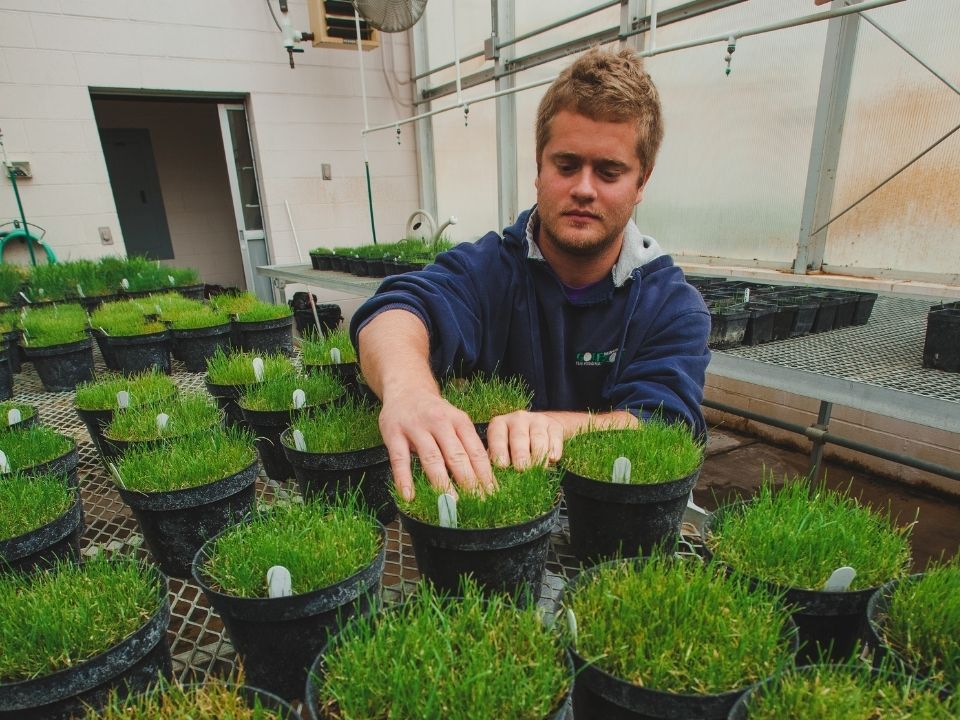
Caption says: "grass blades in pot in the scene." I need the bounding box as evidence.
[442,373,532,444]
[0,554,172,720]
[19,304,93,392]
[704,475,913,663]
[205,348,294,429]
[239,372,344,482]
[0,426,78,487]
[0,473,81,574]
[88,680,299,719]
[90,300,171,375]
[728,662,957,719]
[193,500,384,701]
[102,393,221,464]
[113,427,259,578]
[560,419,703,562]
[307,580,573,720]
[564,555,797,720]
[0,401,37,430]
[301,329,358,391]
[283,398,395,523]
[397,463,561,601]
[232,302,294,356]
[165,304,232,372]
[74,370,177,461]
[866,556,960,689]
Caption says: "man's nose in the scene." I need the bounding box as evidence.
[570,169,599,200]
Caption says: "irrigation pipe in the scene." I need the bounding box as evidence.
[362,0,906,136]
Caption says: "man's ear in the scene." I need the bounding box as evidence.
[635,165,654,204]
[534,173,541,192]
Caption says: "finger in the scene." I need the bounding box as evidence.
[508,422,532,470]
[486,416,510,468]
[410,432,455,495]
[454,420,497,494]
[548,422,564,463]
[382,431,415,502]
[528,421,551,466]
[431,427,480,495]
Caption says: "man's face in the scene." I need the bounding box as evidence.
[535,110,648,259]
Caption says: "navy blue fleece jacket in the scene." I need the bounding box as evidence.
[350,207,711,438]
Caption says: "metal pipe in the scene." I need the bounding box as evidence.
[703,398,960,482]
[364,0,906,135]
[498,0,621,51]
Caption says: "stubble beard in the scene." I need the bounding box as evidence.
[539,212,622,259]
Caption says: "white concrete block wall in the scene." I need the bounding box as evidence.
[0,1,420,279]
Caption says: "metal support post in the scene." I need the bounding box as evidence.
[793,0,861,274]
[493,0,518,230]
[807,400,834,480]
[411,16,438,221]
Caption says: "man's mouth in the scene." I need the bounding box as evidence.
[563,210,600,221]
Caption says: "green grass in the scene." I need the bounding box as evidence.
[742,664,958,719]
[0,309,18,333]
[238,372,344,412]
[567,556,795,695]
[205,348,294,386]
[0,401,35,428]
[90,681,284,720]
[706,476,913,591]
[20,303,89,347]
[74,369,177,411]
[561,420,703,484]
[317,580,570,720]
[0,427,73,470]
[147,292,203,317]
[286,398,382,453]
[28,260,112,301]
[166,305,229,330]
[108,256,200,292]
[104,393,221,442]
[115,427,257,493]
[90,299,165,337]
[0,554,163,681]
[398,463,560,529]
[234,301,292,323]
[883,557,960,688]
[310,247,333,256]
[210,292,259,316]
[201,501,381,598]
[0,472,73,540]
[301,328,356,365]
[442,374,532,423]
[0,264,25,304]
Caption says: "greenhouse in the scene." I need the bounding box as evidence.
[0,1,958,718]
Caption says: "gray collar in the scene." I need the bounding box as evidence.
[524,207,664,287]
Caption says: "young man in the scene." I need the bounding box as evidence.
[351,48,710,501]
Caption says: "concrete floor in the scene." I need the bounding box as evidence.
[696,428,960,570]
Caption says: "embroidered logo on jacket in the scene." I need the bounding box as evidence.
[576,349,618,367]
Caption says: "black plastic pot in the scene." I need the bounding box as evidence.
[0,573,172,720]
[281,437,397,524]
[330,255,347,272]
[192,523,385,701]
[90,328,117,369]
[922,305,960,372]
[19,442,80,488]
[0,348,11,401]
[3,330,21,374]
[170,323,232,372]
[241,405,317,482]
[831,292,858,329]
[810,293,839,333]
[101,331,171,376]
[562,466,699,563]
[852,292,878,326]
[303,611,573,720]
[304,361,358,393]
[234,315,294,356]
[115,460,259,578]
[743,302,776,346]
[769,301,799,341]
[0,491,83,574]
[347,257,368,276]
[293,304,342,339]
[23,337,95,392]
[176,284,206,300]
[365,258,386,277]
[788,294,820,336]
[399,502,560,601]
[310,253,322,270]
[205,379,247,429]
[316,255,333,271]
[709,307,750,349]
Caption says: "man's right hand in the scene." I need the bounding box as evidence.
[378,391,496,502]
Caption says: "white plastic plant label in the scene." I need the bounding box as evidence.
[292,429,307,452]
[252,357,265,382]
[154,304,162,316]
[267,565,293,598]
[76,283,85,298]
[7,408,22,426]
[107,462,125,488]
[823,566,856,592]
[38,287,45,297]
[168,275,176,286]
[743,288,751,303]
[121,278,130,290]
[292,389,306,409]
[438,492,458,528]
[0,450,9,474]
[612,456,632,484]
[329,347,342,365]
[156,413,170,432]
[116,391,130,409]
[18,291,31,304]
[565,608,578,647]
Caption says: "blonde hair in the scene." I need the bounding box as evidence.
[535,47,663,177]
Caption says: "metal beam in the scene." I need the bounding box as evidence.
[793,0,861,274]
[411,14,437,220]
[493,0,518,230]
[421,0,747,103]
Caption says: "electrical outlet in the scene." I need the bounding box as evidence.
[8,161,31,179]
[321,163,332,181]
[98,226,114,245]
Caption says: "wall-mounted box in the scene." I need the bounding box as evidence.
[307,0,380,51]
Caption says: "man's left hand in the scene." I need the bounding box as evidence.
[486,410,565,469]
